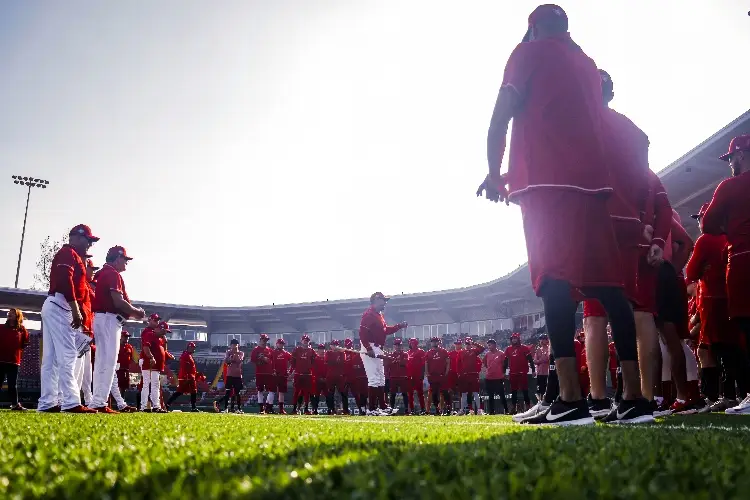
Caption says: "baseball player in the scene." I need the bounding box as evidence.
[387,339,410,413]
[91,246,146,413]
[140,321,170,413]
[38,224,100,413]
[405,338,427,415]
[325,339,347,414]
[291,334,316,415]
[220,339,245,413]
[272,339,292,414]
[166,342,200,412]
[359,292,407,415]
[250,334,275,414]
[311,343,327,414]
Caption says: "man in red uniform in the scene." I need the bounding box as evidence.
[504,333,535,413]
[458,337,485,414]
[38,224,100,414]
[703,135,750,414]
[387,339,410,413]
[345,341,370,415]
[448,340,462,406]
[325,339,348,414]
[425,337,451,415]
[477,5,647,425]
[311,343,327,414]
[250,334,275,414]
[114,331,136,410]
[359,292,407,414]
[291,334,316,414]
[405,338,426,415]
[272,339,292,414]
[92,246,146,413]
[166,342,200,412]
[140,321,169,413]
[484,339,509,415]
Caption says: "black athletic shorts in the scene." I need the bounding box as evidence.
[485,379,505,394]
[536,375,549,395]
[656,261,689,336]
[225,376,244,393]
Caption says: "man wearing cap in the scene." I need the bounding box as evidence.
[219,339,245,413]
[38,224,101,413]
[272,339,292,414]
[533,334,550,400]
[311,343,328,414]
[387,339,410,413]
[359,292,407,415]
[483,339,509,415]
[140,321,170,412]
[291,335,316,415]
[251,334,275,414]
[405,338,426,415]
[91,246,146,413]
[504,333,535,414]
[477,4,648,425]
[166,342,200,412]
[458,338,485,415]
[425,337,451,415]
[325,339,348,414]
[703,135,750,414]
[116,330,135,397]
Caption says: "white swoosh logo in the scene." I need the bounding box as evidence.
[546,408,577,421]
[617,407,635,419]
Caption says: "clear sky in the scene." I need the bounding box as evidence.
[0,0,748,307]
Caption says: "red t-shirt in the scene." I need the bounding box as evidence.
[685,233,728,299]
[502,33,610,201]
[117,343,134,367]
[359,306,404,350]
[324,350,346,377]
[272,349,292,376]
[48,244,87,304]
[0,323,29,365]
[425,347,450,377]
[345,352,367,379]
[703,172,750,257]
[291,346,316,375]
[140,328,165,371]
[406,348,426,378]
[449,350,461,373]
[92,264,130,314]
[178,351,197,380]
[504,344,531,374]
[388,351,408,379]
[250,346,274,374]
[458,345,485,375]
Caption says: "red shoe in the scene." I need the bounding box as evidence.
[118,406,137,413]
[279,409,288,415]
[64,405,98,414]
[39,405,61,413]
[93,406,120,414]
[304,410,312,415]
[671,398,703,415]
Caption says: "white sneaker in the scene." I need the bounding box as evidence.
[725,395,750,415]
[512,401,549,422]
[387,407,399,415]
[477,409,485,416]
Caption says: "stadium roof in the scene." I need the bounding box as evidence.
[1,109,747,333]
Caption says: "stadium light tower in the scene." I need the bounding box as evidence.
[11,175,49,288]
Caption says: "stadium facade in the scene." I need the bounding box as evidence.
[1,109,747,348]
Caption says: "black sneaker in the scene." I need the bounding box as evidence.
[587,395,612,420]
[523,398,594,426]
[608,398,655,424]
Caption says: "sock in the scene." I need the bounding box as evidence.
[418,391,425,411]
[390,391,396,408]
[190,392,197,409]
[367,387,376,411]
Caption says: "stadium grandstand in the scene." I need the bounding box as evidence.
[1,109,748,404]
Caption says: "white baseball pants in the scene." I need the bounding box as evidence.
[361,345,385,387]
[91,313,122,408]
[38,296,81,411]
[110,374,127,409]
[56,350,93,406]
[659,338,699,382]
[140,369,161,409]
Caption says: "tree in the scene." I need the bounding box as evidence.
[31,234,66,290]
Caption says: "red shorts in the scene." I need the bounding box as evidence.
[509,373,528,391]
[727,254,750,319]
[635,254,658,314]
[700,298,741,346]
[177,379,197,394]
[294,374,313,392]
[388,377,409,393]
[457,373,480,393]
[427,375,446,392]
[311,377,326,395]
[348,377,368,396]
[583,299,607,318]
[326,375,345,392]
[519,190,623,296]
[256,373,275,392]
[116,370,130,393]
[446,371,458,391]
[275,375,289,393]
[408,376,424,393]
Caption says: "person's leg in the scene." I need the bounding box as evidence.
[92,315,120,409]
[190,392,197,409]
[109,373,128,410]
[167,391,183,406]
[634,311,659,401]
[510,390,518,408]
[584,315,609,400]
[56,321,82,411]
[148,371,161,409]
[140,372,152,410]
[38,302,60,411]
[660,323,690,401]
[7,364,19,406]
[698,347,720,402]
[81,350,93,407]
[522,389,531,405]
[540,279,582,402]
[487,381,496,415]
[543,355,559,405]
[473,392,481,412]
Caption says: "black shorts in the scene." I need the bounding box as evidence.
[485,379,505,394]
[656,262,689,336]
[225,376,243,393]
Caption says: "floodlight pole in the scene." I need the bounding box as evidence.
[11,176,50,288]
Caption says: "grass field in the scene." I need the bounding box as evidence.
[1,412,749,499]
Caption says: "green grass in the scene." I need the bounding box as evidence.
[1,412,749,499]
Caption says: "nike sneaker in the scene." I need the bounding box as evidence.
[523,398,594,426]
[512,401,549,423]
[587,395,613,420]
[708,398,738,413]
[608,398,655,424]
[725,395,750,415]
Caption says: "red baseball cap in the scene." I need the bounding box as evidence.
[370,292,390,303]
[511,332,521,339]
[276,338,286,345]
[86,258,100,270]
[69,224,100,242]
[393,338,403,345]
[187,342,196,349]
[719,135,750,161]
[301,334,310,341]
[121,330,130,337]
[158,321,172,333]
[430,336,440,342]
[344,339,353,347]
[259,334,269,341]
[522,4,568,42]
[691,203,710,220]
[330,339,340,346]
[107,246,133,261]
[317,343,325,349]
[408,338,419,345]
[149,313,161,322]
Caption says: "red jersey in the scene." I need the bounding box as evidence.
[140,328,165,371]
[406,348,426,378]
[92,264,130,314]
[358,306,404,350]
[345,352,367,378]
[458,345,485,375]
[608,342,618,370]
[388,351,408,379]
[502,33,610,201]
[0,323,29,365]
[324,350,346,377]
[686,233,728,299]
[642,171,673,251]
[504,344,531,374]
[250,346,274,374]
[272,349,292,376]
[425,347,450,377]
[703,172,750,257]
[48,244,87,305]
[668,219,694,274]
[117,343,134,367]
[312,355,327,379]
[449,350,461,373]
[178,351,197,380]
[291,346,316,375]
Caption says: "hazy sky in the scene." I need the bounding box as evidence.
[0,0,748,307]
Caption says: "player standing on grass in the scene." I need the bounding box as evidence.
[311,343,327,414]
[291,335,316,415]
[140,321,169,413]
[533,334,550,400]
[113,331,137,412]
[359,292,407,415]
[387,339,410,413]
[271,339,292,414]
[477,4,651,425]
[504,333,535,413]
[250,334,275,414]
[448,340,462,411]
[483,339,508,415]
[220,339,245,413]
[702,135,750,415]
[166,342,200,412]
[406,338,427,415]
[325,340,347,414]
[0,309,30,411]
[425,337,451,415]
[458,337,485,414]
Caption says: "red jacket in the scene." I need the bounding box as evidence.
[685,233,728,299]
[178,351,197,380]
[388,351,409,379]
[0,323,29,365]
[358,306,404,350]
[642,171,673,250]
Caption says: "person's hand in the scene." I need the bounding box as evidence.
[149,356,156,365]
[132,308,146,320]
[398,322,408,330]
[643,224,654,243]
[647,244,664,267]
[686,283,697,297]
[476,173,509,205]
[366,348,376,358]
[71,308,82,330]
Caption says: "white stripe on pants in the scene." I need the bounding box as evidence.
[361,345,386,387]
[141,370,161,409]
[38,297,81,411]
[91,313,122,408]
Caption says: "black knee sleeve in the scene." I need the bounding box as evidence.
[540,279,578,358]
[586,286,638,362]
